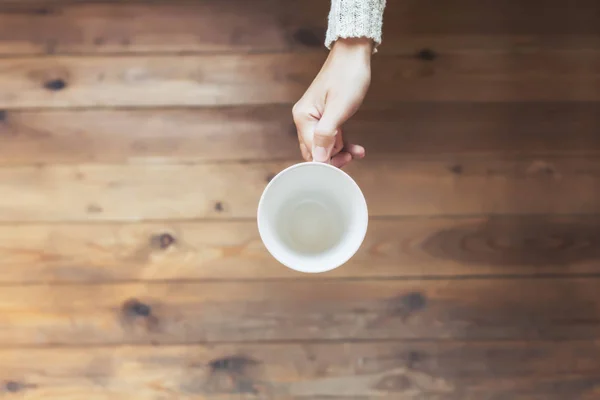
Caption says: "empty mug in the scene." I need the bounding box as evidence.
[257,162,368,273]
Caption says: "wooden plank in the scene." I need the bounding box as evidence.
[1,216,600,283]
[2,103,600,165]
[392,0,600,35]
[0,0,327,56]
[1,51,599,109]
[0,0,598,56]
[0,157,599,221]
[0,106,299,165]
[1,278,600,344]
[1,341,600,399]
[3,103,600,163]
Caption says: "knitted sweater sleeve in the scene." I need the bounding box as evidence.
[325,0,386,51]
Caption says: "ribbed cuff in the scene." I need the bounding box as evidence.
[325,0,386,52]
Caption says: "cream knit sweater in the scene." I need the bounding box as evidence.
[326,0,386,51]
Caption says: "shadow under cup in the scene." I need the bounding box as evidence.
[257,162,368,273]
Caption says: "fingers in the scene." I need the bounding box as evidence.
[300,139,365,167]
[330,143,365,168]
[299,142,312,161]
[293,99,365,166]
[313,93,361,162]
[344,143,365,159]
[294,102,345,163]
[330,152,353,168]
[332,130,344,155]
[292,102,318,162]
[312,126,337,162]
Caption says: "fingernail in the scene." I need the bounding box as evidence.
[313,146,328,162]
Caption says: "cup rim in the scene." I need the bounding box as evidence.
[257,161,368,273]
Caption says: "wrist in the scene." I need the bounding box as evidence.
[331,38,373,58]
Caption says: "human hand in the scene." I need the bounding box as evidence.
[292,38,372,168]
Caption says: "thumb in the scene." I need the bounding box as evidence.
[312,103,350,162]
[312,123,337,162]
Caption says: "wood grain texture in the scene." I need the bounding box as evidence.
[0,157,599,221]
[0,0,598,398]
[0,106,297,165]
[1,341,600,399]
[391,0,600,35]
[0,1,327,55]
[0,0,598,56]
[0,54,315,109]
[1,278,600,345]
[1,50,599,109]
[1,216,600,283]
[1,103,600,165]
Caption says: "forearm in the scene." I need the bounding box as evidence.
[325,0,386,51]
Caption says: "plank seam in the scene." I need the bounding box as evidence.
[0,212,599,225]
[0,337,597,350]
[2,273,600,287]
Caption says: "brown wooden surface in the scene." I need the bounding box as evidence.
[1,341,600,399]
[1,0,600,397]
[0,216,599,283]
[1,157,599,221]
[1,103,600,165]
[1,278,600,345]
[1,51,599,109]
[0,1,327,55]
[0,0,599,56]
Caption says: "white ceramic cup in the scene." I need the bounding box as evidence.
[257,162,368,273]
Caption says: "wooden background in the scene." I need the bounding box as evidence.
[1,0,600,398]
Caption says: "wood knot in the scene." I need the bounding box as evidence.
[205,355,261,394]
[209,356,259,374]
[407,351,423,368]
[401,292,427,312]
[44,79,67,91]
[86,204,103,214]
[123,298,152,317]
[33,8,52,15]
[214,202,224,212]
[449,164,463,175]
[375,292,429,325]
[4,381,22,393]
[293,28,322,47]
[416,48,437,61]
[151,233,176,250]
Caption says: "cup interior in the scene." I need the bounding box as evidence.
[257,162,368,273]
